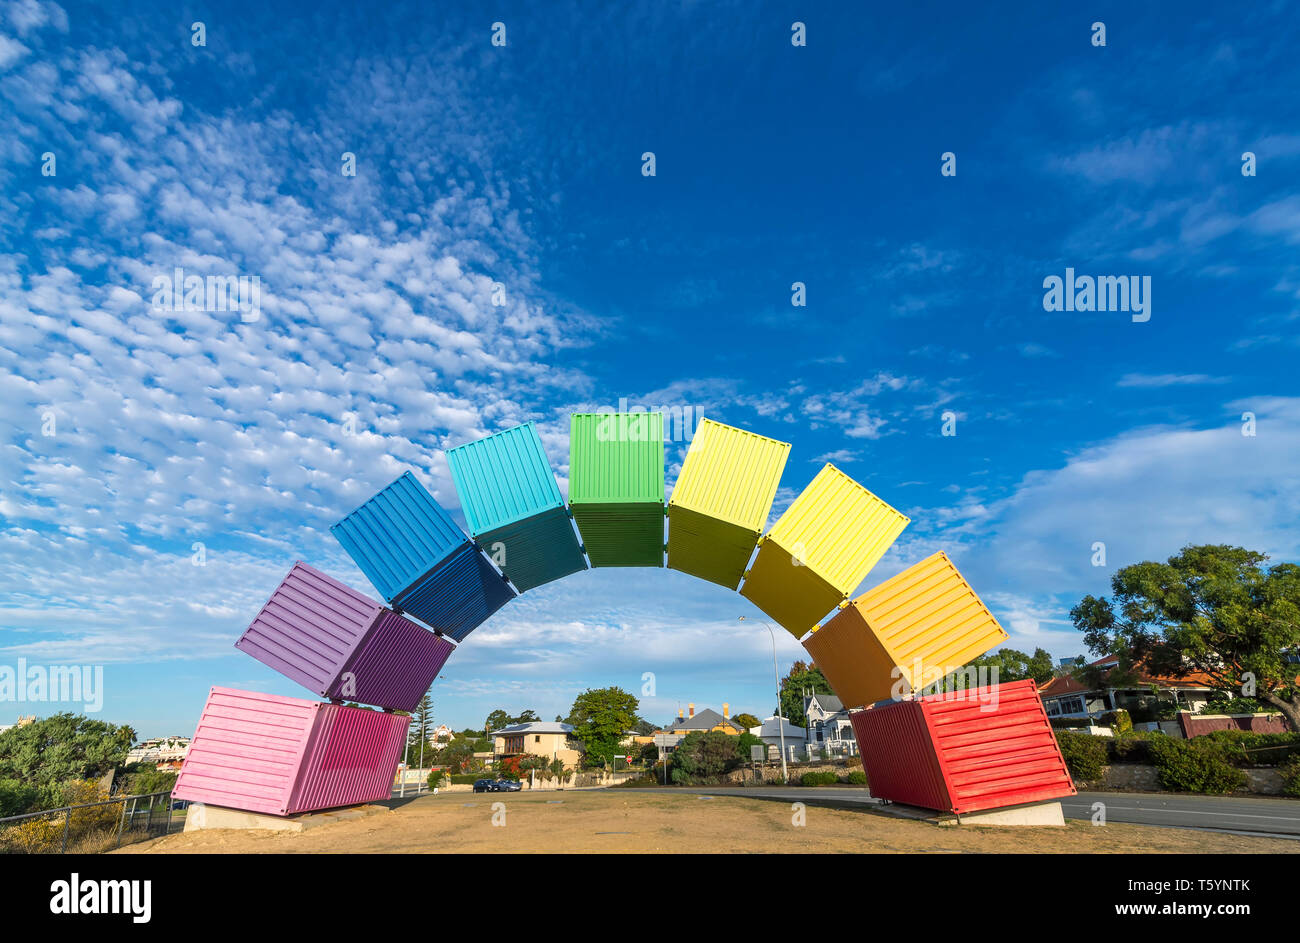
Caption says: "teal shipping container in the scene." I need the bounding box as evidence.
[445,422,587,592]
[331,471,515,640]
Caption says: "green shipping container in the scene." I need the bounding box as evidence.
[569,412,665,567]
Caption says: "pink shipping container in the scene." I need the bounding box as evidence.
[850,679,1076,815]
[172,687,408,816]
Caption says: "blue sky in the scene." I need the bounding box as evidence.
[1,1,1297,738]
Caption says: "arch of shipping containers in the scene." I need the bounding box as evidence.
[175,411,1072,820]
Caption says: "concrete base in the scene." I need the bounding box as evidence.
[183,802,387,833]
[937,801,1065,827]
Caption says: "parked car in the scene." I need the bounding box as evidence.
[493,779,522,792]
[472,779,496,793]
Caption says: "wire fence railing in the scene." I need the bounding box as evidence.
[0,791,185,855]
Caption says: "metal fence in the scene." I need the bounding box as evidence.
[0,791,184,854]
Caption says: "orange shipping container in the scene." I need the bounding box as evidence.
[803,552,1008,708]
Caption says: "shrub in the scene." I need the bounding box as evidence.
[1197,730,1300,767]
[1109,732,1157,764]
[843,771,867,785]
[844,755,863,769]
[1097,710,1133,735]
[0,779,37,818]
[426,769,445,789]
[1055,730,1108,782]
[800,771,838,786]
[1280,755,1300,798]
[1147,737,1246,794]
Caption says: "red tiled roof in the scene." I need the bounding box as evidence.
[1037,654,1218,699]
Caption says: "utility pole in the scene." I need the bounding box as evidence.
[739,616,788,784]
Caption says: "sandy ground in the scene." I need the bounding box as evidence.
[115,789,1299,854]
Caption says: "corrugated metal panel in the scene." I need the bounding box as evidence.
[803,551,1008,707]
[667,418,790,532]
[856,551,1008,694]
[235,561,383,698]
[289,702,409,814]
[327,609,455,712]
[848,681,1076,815]
[850,703,951,812]
[570,502,665,567]
[172,687,320,816]
[478,507,587,591]
[764,463,909,594]
[393,542,516,641]
[740,464,908,637]
[331,471,468,603]
[569,412,665,504]
[921,679,1076,814]
[173,687,409,816]
[802,603,899,707]
[738,540,847,638]
[446,422,565,536]
[665,505,757,589]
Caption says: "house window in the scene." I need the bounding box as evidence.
[534,735,541,743]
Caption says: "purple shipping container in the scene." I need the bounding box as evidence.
[235,561,454,713]
[172,687,409,816]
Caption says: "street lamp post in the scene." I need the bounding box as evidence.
[739,616,789,784]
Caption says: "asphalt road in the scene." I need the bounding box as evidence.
[620,786,1300,838]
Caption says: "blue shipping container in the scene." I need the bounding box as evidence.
[445,422,565,535]
[331,471,468,603]
[394,542,516,641]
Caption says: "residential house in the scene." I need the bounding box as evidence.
[1038,654,1215,720]
[660,702,747,737]
[747,716,809,761]
[126,736,191,771]
[803,693,856,754]
[492,721,584,767]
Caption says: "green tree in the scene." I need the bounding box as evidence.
[1070,544,1300,732]
[732,712,761,731]
[779,661,834,727]
[485,710,512,733]
[942,647,1056,692]
[670,730,746,781]
[406,693,435,765]
[434,738,476,773]
[567,687,639,769]
[512,709,540,724]
[0,714,135,786]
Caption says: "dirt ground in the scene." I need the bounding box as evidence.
[116,790,1299,854]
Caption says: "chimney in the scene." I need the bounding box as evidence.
[723,702,730,719]
[677,708,684,721]
[688,703,695,718]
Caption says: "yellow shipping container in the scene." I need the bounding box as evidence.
[739,464,909,637]
[668,418,790,532]
[802,551,1009,708]
[667,419,791,588]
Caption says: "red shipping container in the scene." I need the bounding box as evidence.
[172,687,408,816]
[850,679,1076,815]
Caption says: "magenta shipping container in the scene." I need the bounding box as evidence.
[235,561,454,713]
[172,687,409,816]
